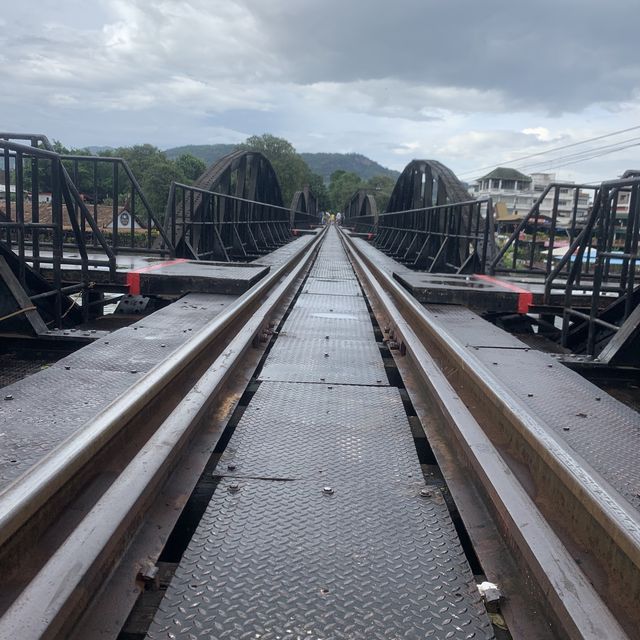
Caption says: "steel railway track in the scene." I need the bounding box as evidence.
[0,225,637,639]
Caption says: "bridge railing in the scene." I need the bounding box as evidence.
[489,182,599,279]
[166,182,316,260]
[347,198,494,274]
[58,154,173,256]
[549,175,640,356]
[0,140,117,314]
[0,135,174,267]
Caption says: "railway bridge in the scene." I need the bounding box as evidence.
[0,133,639,639]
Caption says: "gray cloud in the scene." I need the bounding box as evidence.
[0,0,639,182]
[247,0,640,112]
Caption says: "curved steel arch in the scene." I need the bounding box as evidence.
[171,150,289,259]
[386,159,469,212]
[344,189,379,222]
[290,185,319,227]
[366,159,496,273]
[193,150,284,205]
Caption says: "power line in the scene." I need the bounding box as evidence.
[458,124,640,179]
[513,135,640,173]
[521,141,640,173]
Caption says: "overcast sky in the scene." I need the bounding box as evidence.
[2,0,639,182]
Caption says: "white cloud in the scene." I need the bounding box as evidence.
[0,0,639,185]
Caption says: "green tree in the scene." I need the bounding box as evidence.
[106,145,188,215]
[238,134,311,206]
[365,174,396,212]
[175,153,207,182]
[328,170,363,211]
[307,172,330,211]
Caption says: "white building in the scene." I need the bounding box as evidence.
[472,167,590,225]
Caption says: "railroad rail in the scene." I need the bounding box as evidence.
[0,225,637,639]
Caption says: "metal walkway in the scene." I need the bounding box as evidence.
[148,227,493,639]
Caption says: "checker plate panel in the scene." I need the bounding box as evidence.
[292,293,369,315]
[279,307,374,341]
[218,382,422,481]
[0,367,143,489]
[424,304,528,349]
[303,277,362,297]
[471,346,640,510]
[148,479,493,640]
[259,336,387,385]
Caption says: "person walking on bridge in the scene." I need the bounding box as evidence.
[336,211,342,226]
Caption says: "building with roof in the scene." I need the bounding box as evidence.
[472,167,590,226]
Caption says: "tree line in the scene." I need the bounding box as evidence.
[24,134,395,218]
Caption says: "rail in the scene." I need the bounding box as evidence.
[340,227,638,639]
[0,227,325,638]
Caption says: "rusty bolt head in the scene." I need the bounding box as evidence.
[420,488,432,498]
[228,482,240,493]
[227,463,236,471]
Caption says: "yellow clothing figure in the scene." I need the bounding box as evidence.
[330,213,335,223]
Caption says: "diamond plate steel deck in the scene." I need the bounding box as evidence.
[0,293,237,490]
[350,236,414,277]
[424,304,528,349]
[309,262,357,280]
[471,345,640,510]
[149,227,493,639]
[422,304,640,511]
[130,293,236,332]
[52,327,188,374]
[303,277,362,297]
[0,367,143,489]
[139,262,268,296]
[148,479,493,640]
[252,234,315,267]
[258,336,387,385]
[279,307,375,341]
[217,382,423,482]
[292,292,369,315]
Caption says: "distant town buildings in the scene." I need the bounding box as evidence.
[471,167,590,226]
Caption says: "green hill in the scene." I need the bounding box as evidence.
[163,145,399,183]
[300,152,399,183]
[164,144,237,165]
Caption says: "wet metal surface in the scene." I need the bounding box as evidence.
[218,381,423,482]
[148,478,492,640]
[149,228,493,639]
[258,334,387,386]
[426,303,640,511]
[0,293,236,491]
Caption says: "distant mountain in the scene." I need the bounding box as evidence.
[163,145,399,183]
[86,145,113,154]
[300,153,399,183]
[164,144,236,165]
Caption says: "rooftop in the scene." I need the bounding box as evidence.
[479,167,532,182]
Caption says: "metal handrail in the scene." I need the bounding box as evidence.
[346,197,494,274]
